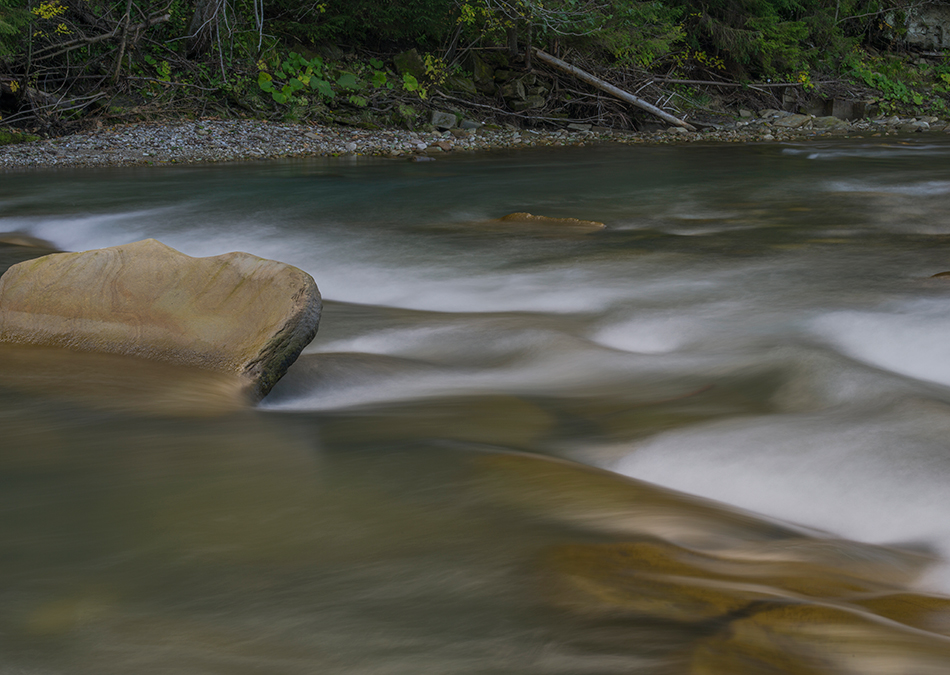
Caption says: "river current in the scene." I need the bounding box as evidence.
[3,139,950,673]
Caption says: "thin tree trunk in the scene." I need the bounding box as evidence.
[532,48,697,131]
[524,22,532,69]
[112,0,134,82]
[444,22,463,66]
[506,25,518,57]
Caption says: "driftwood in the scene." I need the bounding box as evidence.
[532,49,697,131]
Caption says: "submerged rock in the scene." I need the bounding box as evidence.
[852,592,950,636]
[495,212,605,233]
[476,450,950,674]
[690,603,950,674]
[544,538,917,622]
[0,238,321,400]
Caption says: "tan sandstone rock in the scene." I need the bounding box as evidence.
[0,239,321,400]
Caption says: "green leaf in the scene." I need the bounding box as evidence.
[348,94,368,107]
[369,57,383,69]
[371,70,387,88]
[336,72,360,91]
[402,73,420,92]
[289,77,305,92]
[311,78,335,98]
[272,92,289,104]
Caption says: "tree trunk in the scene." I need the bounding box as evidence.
[186,0,225,58]
[524,22,532,69]
[506,25,518,57]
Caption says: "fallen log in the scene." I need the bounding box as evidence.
[532,48,696,131]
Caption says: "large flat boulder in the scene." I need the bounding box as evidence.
[0,239,321,400]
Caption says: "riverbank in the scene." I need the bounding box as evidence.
[1,110,947,171]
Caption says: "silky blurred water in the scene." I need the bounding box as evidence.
[3,139,950,673]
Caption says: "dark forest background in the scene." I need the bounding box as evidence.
[0,0,944,136]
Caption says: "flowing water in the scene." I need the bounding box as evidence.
[4,139,950,673]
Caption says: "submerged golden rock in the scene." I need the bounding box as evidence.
[852,592,950,636]
[495,212,606,232]
[542,539,915,622]
[691,603,950,675]
[472,450,950,673]
[0,239,321,400]
[544,541,771,621]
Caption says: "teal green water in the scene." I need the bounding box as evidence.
[4,140,950,673]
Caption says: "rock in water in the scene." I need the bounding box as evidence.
[0,239,321,400]
[497,212,605,233]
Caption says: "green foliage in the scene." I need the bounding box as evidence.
[597,1,685,67]
[143,54,172,82]
[0,128,39,144]
[257,52,335,105]
[664,0,889,79]
[0,0,29,58]
[673,1,808,77]
[263,0,455,48]
[254,51,425,113]
[0,0,943,129]
[336,71,360,90]
[370,69,388,88]
[402,72,425,98]
[455,0,684,68]
[848,53,924,107]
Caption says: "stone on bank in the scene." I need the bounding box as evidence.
[0,239,321,400]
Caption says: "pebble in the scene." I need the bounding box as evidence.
[1,114,946,172]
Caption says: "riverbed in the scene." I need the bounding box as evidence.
[2,139,950,673]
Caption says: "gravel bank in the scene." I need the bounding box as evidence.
[1,112,947,171]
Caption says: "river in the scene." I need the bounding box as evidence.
[2,139,950,673]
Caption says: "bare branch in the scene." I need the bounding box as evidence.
[29,12,170,61]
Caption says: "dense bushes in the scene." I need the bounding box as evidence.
[664,0,895,78]
[264,0,456,49]
[0,0,942,130]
